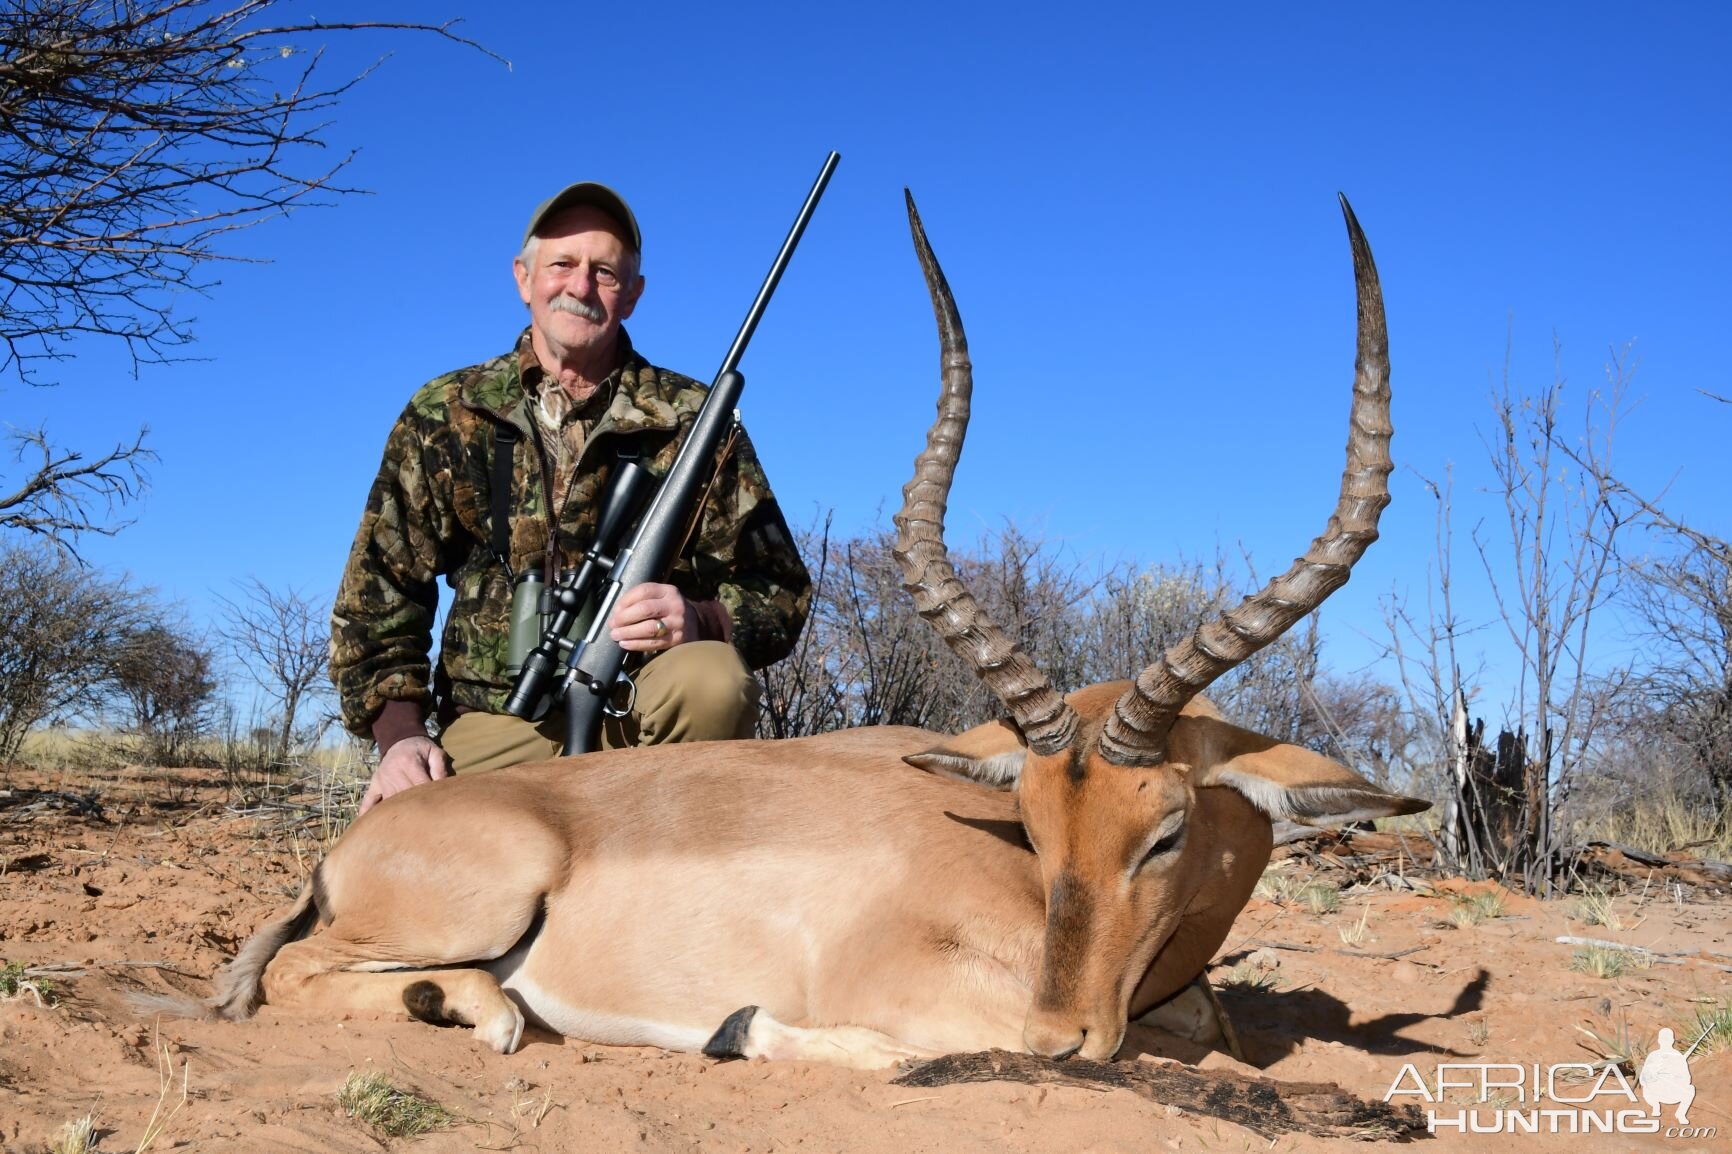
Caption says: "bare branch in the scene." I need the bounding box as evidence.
[215,576,332,762]
[0,425,154,560]
[0,1,504,382]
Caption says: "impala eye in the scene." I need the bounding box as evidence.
[1139,825,1186,868]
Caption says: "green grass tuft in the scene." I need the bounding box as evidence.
[1570,945,1651,979]
[0,959,58,1005]
[337,1071,457,1139]
[1445,888,1507,929]
[1682,1001,1732,1055]
[1573,1011,1650,1077]
[1301,880,1341,916]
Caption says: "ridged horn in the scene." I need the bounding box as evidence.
[1099,194,1392,767]
[891,190,1080,756]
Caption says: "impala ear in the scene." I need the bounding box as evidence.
[904,717,1028,791]
[1179,717,1431,824]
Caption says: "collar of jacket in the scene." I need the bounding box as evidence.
[456,327,691,454]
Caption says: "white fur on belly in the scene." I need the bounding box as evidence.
[499,972,713,1052]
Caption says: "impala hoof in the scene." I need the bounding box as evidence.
[477,1002,525,1054]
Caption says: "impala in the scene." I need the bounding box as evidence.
[191,191,1427,1067]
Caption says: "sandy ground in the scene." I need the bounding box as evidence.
[2,764,1729,1153]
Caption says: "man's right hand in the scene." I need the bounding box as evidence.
[360,735,451,815]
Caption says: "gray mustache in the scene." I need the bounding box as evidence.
[549,295,604,323]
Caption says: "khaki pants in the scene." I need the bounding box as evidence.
[440,641,760,775]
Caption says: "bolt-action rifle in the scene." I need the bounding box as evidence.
[503,151,839,755]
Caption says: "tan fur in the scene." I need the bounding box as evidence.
[211,877,320,1019]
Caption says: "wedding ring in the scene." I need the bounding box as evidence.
[653,617,668,639]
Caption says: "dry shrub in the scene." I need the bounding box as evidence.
[756,517,1355,763]
[1559,725,1732,859]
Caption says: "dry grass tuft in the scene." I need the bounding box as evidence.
[1337,904,1373,946]
[48,1115,98,1154]
[1574,1011,1650,1076]
[1571,884,1626,930]
[337,1071,457,1139]
[1683,1001,1732,1055]
[1569,945,1651,979]
[1253,862,1301,902]
[1216,948,1285,994]
[1217,962,1286,993]
[134,1026,190,1154]
[1445,888,1507,929]
[1254,866,1340,915]
[1567,789,1732,861]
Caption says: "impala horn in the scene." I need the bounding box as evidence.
[891,191,1080,756]
[1098,194,1392,766]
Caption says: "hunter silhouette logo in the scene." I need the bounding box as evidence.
[1384,1021,1716,1138]
[1639,1028,1696,1125]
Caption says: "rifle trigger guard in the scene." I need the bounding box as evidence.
[603,671,637,719]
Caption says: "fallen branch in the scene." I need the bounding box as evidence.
[1561,842,1732,889]
[1245,939,1429,962]
[1555,936,1732,973]
[1271,823,1329,847]
[0,789,107,821]
[892,1050,1423,1139]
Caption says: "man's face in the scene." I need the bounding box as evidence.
[513,204,644,364]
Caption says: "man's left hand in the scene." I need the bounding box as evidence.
[610,582,694,651]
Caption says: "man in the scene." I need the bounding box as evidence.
[332,183,811,814]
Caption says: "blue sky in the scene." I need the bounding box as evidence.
[5,1,1728,704]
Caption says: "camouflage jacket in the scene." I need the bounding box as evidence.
[331,329,811,739]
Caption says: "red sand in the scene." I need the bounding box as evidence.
[3,765,1727,1152]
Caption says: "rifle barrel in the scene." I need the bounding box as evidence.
[556,151,839,755]
[716,151,840,379]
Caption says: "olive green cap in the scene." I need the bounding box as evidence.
[522,182,641,254]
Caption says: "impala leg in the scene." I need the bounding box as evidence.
[702,1006,939,1069]
[1134,976,1244,1059]
[262,935,526,1053]
[806,918,1034,1057]
[255,786,568,1053]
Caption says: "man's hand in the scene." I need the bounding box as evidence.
[360,735,450,815]
[609,582,694,651]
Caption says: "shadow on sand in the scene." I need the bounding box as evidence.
[1213,965,1491,1065]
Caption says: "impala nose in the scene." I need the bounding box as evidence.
[1024,1018,1086,1060]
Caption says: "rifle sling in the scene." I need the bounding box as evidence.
[673,420,742,562]
[491,422,652,577]
[489,422,521,578]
